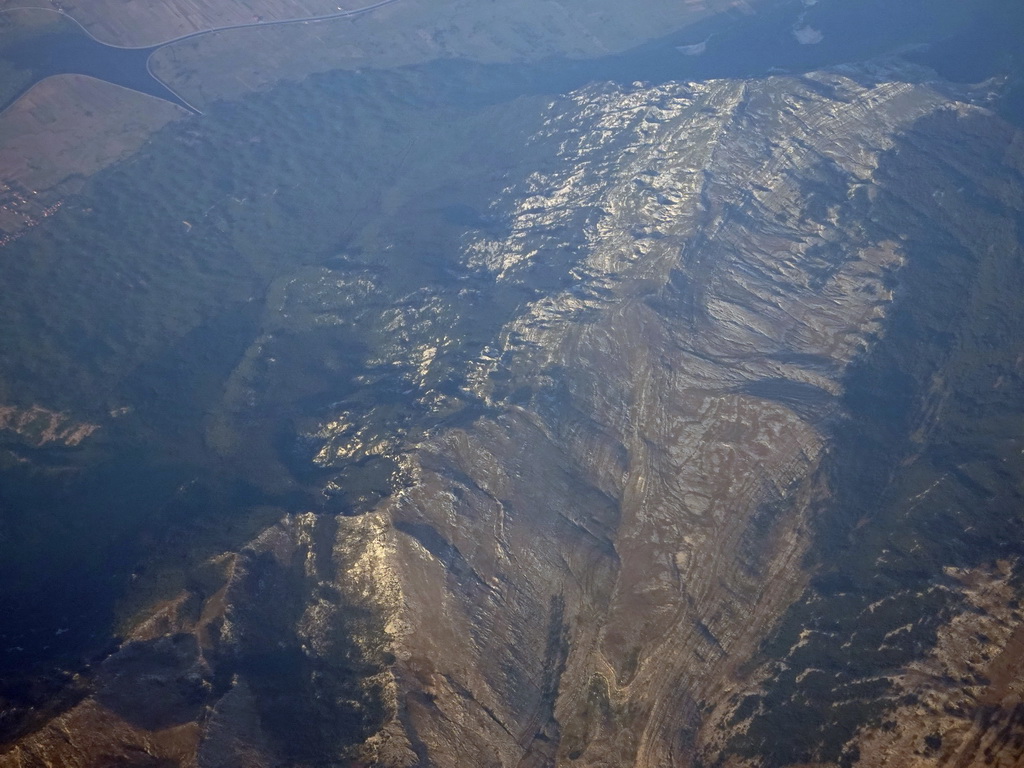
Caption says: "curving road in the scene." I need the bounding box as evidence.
[0,0,407,113]
[1,0,405,49]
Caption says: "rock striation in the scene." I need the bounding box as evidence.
[4,64,1024,768]
[349,70,1007,767]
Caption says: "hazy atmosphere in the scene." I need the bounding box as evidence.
[0,0,1022,766]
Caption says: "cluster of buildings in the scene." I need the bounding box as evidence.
[0,180,63,248]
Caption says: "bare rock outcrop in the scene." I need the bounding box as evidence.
[5,66,1024,768]
[346,71,1013,767]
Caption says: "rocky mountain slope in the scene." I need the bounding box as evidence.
[3,60,1024,768]
[346,69,1024,767]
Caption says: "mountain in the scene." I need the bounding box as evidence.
[3,52,1023,767]
[2,0,1024,765]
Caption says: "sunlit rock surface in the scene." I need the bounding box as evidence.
[350,71,991,767]
[4,66,1024,768]
[853,562,1024,768]
[0,405,98,447]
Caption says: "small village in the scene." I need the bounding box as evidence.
[0,180,63,248]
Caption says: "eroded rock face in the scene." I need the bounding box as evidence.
[349,72,1005,767]
[0,405,98,447]
[697,99,1024,768]
[853,562,1024,768]
[4,67,1024,768]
